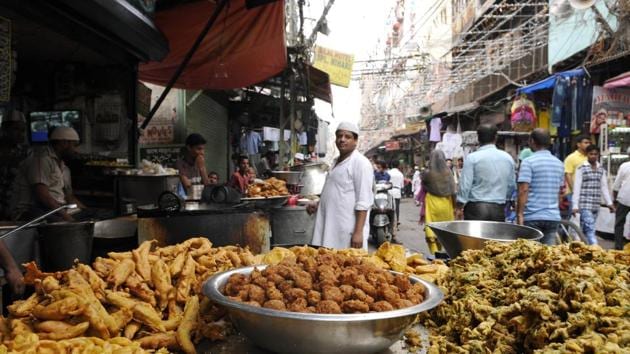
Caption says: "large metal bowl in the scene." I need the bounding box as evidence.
[203,265,443,353]
[271,171,304,185]
[427,221,543,258]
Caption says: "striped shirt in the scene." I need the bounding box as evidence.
[518,150,564,221]
[572,162,612,211]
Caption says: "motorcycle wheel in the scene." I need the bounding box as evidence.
[376,228,390,245]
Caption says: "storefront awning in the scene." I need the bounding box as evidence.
[517,68,586,95]
[604,71,630,89]
[308,66,332,103]
[139,0,286,90]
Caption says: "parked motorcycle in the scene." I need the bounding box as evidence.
[369,181,397,246]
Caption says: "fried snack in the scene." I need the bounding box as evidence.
[176,295,199,354]
[421,240,630,353]
[137,331,179,350]
[75,264,106,300]
[246,177,289,197]
[176,255,196,303]
[36,321,90,340]
[31,296,85,320]
[107,258,135,289]
[224,256,425,314]
[169,251,187,277]
[125,272,157,307]
[132,240,154,284]
[123,321,141,340]
[152,259,173,311]
[375,242,407,272]
[7,293,40,317]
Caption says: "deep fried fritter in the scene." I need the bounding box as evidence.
[339,268,359,285]
[246,284,266,304]
[306,290,322,306]
[322,286,344,303]
[316,300,341,314]
[371,300,395,312]
[352,288,374,303]
[284,288,307,302]
[339,285,354,300]
[263,300,286,311]
[287,298,308,312]
[266,285,284,301]
[392,298,414,309]
[342,300,370,313]
[355,280,377,298]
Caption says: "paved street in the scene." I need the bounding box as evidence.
[370,197,616,256]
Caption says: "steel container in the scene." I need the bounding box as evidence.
[0,223,39,271]
[427,220,543,258]
[38,221,94,271]
[271,171,304,185]
[291,163,328,196]
[203,265,443,354]
[270,206,315,246]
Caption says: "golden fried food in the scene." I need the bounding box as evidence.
[133,240,154,284]
[224,255,425,314]
[36,321,90,340]
[176,295,199,354]
[421,240,630,353]
[137,331,179,350]
[151,259,173,311]
[246,177,289,197]
[7,293,40,317]
[31,296,84,321]
[107,258,135,289]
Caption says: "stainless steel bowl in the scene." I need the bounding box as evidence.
[203,265,443,354]
[271,171,304,185]
[427,220,543,258]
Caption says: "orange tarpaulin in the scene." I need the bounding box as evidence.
[139,0,286,90]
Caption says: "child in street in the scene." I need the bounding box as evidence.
[572,145,616,245]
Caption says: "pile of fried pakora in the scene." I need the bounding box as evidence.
[246,177,289,197]
[224,247,427,314]
[421,240,630,353]
[1,238,258,354]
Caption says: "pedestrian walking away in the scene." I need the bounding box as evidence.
[420,150,457,254]
[517,129,565,245]
[388,160,404,229]
[456,124,515,221]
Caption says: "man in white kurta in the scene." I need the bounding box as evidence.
[310,122,374,250]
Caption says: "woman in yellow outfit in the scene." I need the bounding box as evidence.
[421,150,457,254]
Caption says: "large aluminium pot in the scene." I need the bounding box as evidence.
[38,221,94,271]
[271,206,315,246]
[291,162,328,196]
[0,222,39,271]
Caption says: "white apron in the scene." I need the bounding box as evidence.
[312,150,374,250]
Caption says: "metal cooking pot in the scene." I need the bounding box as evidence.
[271,171,304,185]
[38,221,94,271]
[0,222,39,271]
[291,162,328,196]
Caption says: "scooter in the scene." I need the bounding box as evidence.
[369,181,397,246]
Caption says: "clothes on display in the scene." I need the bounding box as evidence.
[436,131,464,159]
[429,118,442,142]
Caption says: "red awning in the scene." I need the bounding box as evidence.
[139,0,286,90]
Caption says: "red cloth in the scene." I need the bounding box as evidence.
[228,172,249,194]
[139,0,286,90]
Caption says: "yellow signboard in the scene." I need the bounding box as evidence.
[313,46,354,88]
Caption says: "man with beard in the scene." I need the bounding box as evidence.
[10,127,85,222]
[308,122,374,249]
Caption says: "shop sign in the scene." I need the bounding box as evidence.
[312,46,354,88]
[0,17,11,103]
[590,86,630,135]
[385,140,400,151]
[139,144,183,168]
[136,82,152,117]
[138,83,180,145]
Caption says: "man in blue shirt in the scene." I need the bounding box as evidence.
[457,125,515,221]
[517,129,564,245]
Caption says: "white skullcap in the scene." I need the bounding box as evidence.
[294,152,305,160]
[50,126,80,141]
[335,121,360,136]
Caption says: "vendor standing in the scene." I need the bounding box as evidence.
[308,122,374,249]
[176,133,210,196]
[10,127,85,222]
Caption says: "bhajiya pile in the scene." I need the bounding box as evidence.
[223,248,427,314]
[421,240,630,353]
[0,238,259,354]
[246,177,289,197]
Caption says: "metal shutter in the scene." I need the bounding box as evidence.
[185,91,229,182]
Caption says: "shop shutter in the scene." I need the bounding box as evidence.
[185,91,229,182]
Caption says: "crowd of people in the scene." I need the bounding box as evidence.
[408,124,628,252]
